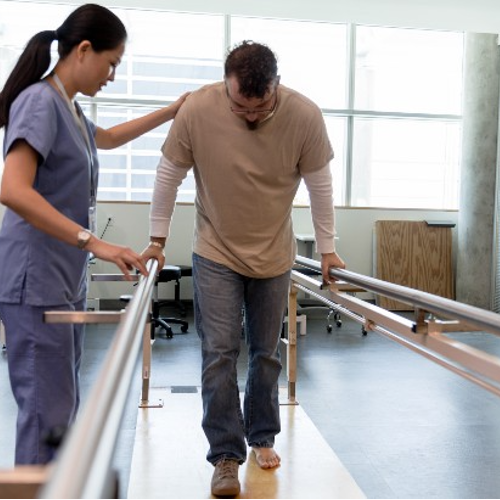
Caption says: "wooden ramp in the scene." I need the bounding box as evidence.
[128,387,365,499]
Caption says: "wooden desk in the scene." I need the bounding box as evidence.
[374,220,455,310]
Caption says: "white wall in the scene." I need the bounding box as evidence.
[87,202,195,302]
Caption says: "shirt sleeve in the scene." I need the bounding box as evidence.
[302,163,337,254]
[297,98,334,175]
[161,98,196,168]
[150,155,189,239]
[4,88,57,161]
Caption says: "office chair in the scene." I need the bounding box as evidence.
[120,265,189,340]
[292,265,358,334]
[152,265,189,339]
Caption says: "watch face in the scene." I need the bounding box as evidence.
[78,230,91,249]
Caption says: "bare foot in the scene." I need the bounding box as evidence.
[252,447,281,469]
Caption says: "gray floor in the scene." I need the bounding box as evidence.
[2,305,500,499]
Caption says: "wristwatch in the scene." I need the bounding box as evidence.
[77,229,92,250]
[149,241,165,250]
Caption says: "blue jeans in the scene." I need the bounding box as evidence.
[192,253,290,465]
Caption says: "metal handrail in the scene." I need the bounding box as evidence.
[295,255,500,335]
[39,259,159,499]
[285,256,500,401]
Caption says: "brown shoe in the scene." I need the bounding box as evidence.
[211,458,240,497]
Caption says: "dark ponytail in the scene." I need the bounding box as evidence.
[0,30,56,128]
[0,4,127,129]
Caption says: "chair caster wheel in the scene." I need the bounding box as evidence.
[327,325,333,333]
[181,324,188,333]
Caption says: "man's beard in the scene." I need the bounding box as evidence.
[245,120,259,130]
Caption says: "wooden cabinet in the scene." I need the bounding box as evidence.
[374,220,454,310]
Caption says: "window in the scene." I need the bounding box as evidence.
[350,26,463,208]
[230,17,348,206]
[0,2,464,209]
[230,17,348,110]
[85,8,225,202]
[354,27,463,115]
[351,118,460,208]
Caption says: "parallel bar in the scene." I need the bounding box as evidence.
[291,270,415,335]
[294,283,415,336]
[39,259,159,499]
[371,324,500,398]
[44,311,123,324]
[295,255,500,336]
[291,257,500,398]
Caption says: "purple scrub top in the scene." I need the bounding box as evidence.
[0,80,98,307]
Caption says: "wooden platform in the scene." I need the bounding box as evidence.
[128,387,365,499]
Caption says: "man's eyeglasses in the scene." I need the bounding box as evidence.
[227,91,278,116]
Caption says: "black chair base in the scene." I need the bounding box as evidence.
[120,264,190,340]
[151,265,190,339]
[151,316,189,339]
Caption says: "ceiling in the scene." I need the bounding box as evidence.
[99,0,500,34]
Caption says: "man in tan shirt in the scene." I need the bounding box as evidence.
[143,40,345,497]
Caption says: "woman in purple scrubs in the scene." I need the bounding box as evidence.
[0,4,187,464]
